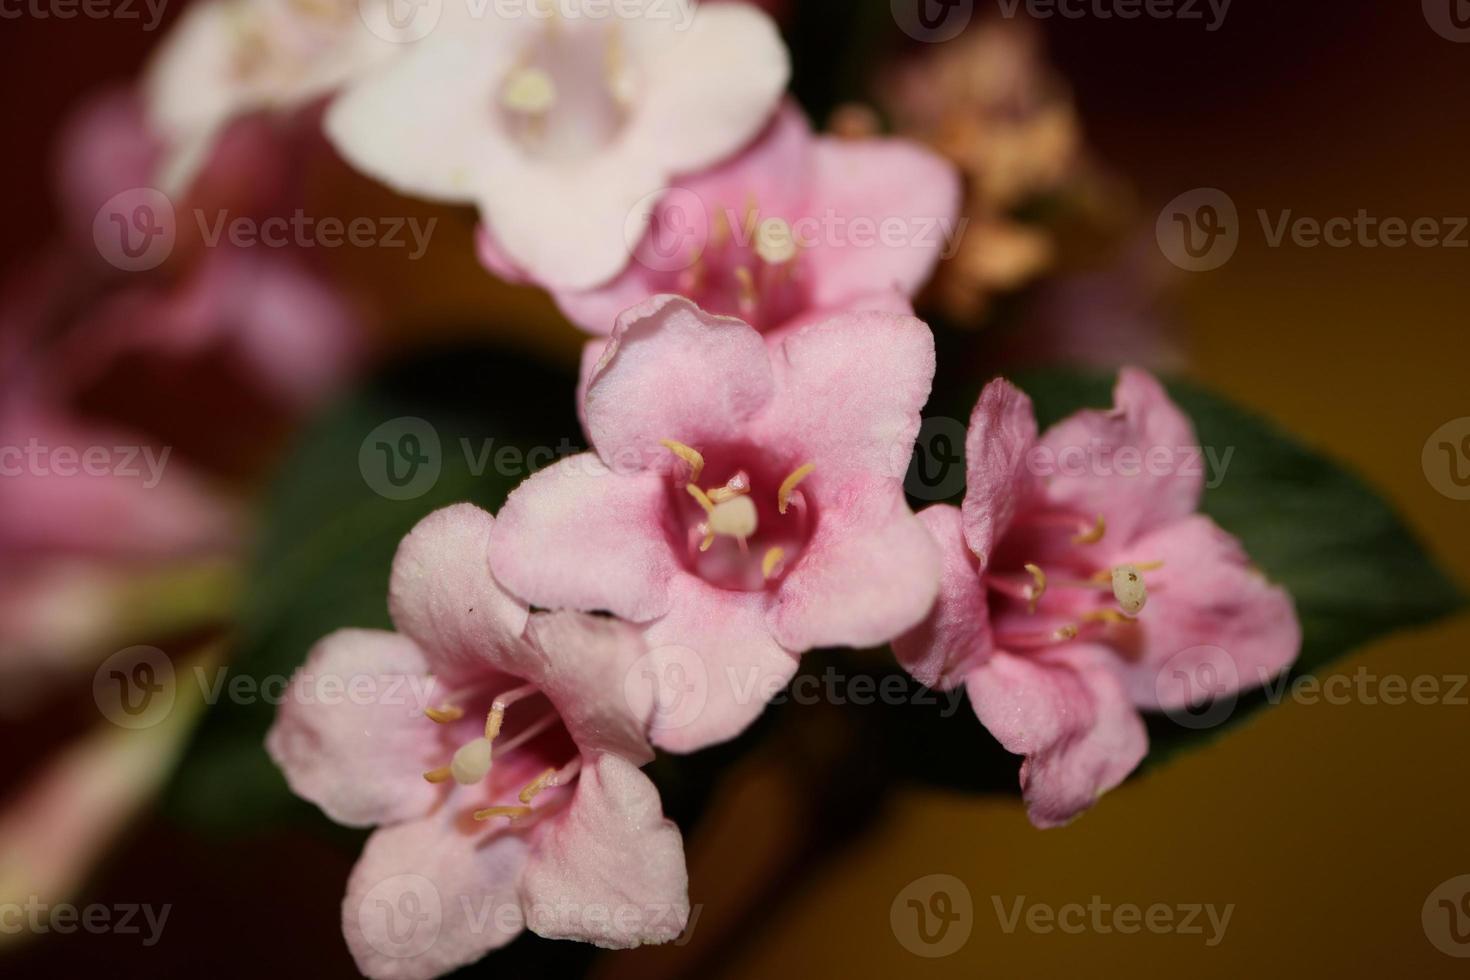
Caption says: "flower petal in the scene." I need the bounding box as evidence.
[519,753,688,948]
[388,504,529,686]
[891,504,992,690]
[772,480,940,652]
[343,814,530,980]
[1110,514,1301,711]
[762,310,935,480]
[584,295,775,474]
[642,577,798,753]
[524,611,655,763]
[803,136,961,309]
[961,378,1039,560]
[1037,368,1202,544]
[966,645,1147,829]
[265,630,442,828]
[487,454,678,622]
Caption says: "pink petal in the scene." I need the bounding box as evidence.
[966,646,1148,828]
[1110,514,1301,711]
[519,754,688,948]
[524,611,655,763]
[761,310,935,480]
[487,454,678,623]
[961,378,1039,561]
[1038,368,1202,544]
[803,136,962,309]
[891,505,992,691]
[584,295,776,475]
[343,814,530,980]
[388,504,530,687]
[642,577,799,753]
[265,630,443,828]
[772,480,940,652]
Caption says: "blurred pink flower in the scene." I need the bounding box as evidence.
[479,101,962,337]
[268,504,688,979]
[328,0,789,289]
[894,371,1300,827]
[487,295,940,752]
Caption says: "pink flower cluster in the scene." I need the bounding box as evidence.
[99,1,1303,975]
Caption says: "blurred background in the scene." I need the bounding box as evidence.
[1,1,1467,977]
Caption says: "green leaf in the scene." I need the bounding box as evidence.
[899,367,1465,784]
[164,343,585,833]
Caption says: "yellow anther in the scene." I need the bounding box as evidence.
[424,705,464,724]
[699,530,715,552]
[762,547,786,580]
[734,266,757,311]
[501,67,557,114]
[423,767,452,784]
[473,805,533,822]
[1023,563,1047,613]
[1072,515,1106,545]
[660,439,704,481]
[686,483,715,514]
[777,463,815,514]
[1054,624,1079,641]
[707,484,748,504]
[519,767,559,804]
[1082,608,1134,625]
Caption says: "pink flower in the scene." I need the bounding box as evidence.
[478,101,962,337]
[267,504,688,979]
[327,0,789,290]
[894,370,1300,827]
[487,294,941,752]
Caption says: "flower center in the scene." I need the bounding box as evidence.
[658,206,810,331]
[660,439,816,592]
[497,20,636,163]
[420,680,580,824]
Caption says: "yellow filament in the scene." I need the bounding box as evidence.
[778,463,815,514]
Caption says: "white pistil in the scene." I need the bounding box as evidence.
[501,66,557,115]
[450,737,494,785]
[688,483,758,546]
[755,217,797,265]
[1110,564,1148,615]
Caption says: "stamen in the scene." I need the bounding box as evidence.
[1072,515,1106,545]
[706,472,750,504]
[501,67,557,114]
[473,805,533,822]
[660,439,704,481]
[1023,563,1046,613]
[424,705,464,724]
[1110,564,1148,615]
[686,483,715,513]
[762,546,785,580]
[777,463,815,515]
[423,766,452,784]
[1082,608,1135,625]
[755,217,797,265]
[604,28,636,106]
[996,623,1079,650]
[495,711,559,756]
[734,266,757,314]
[518,767,559,804]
